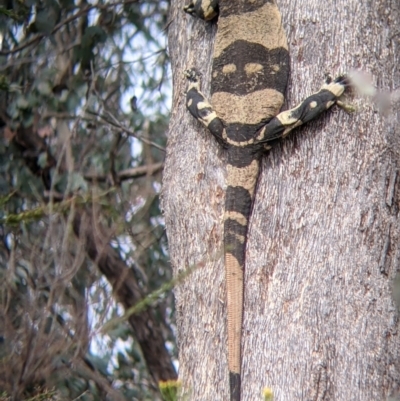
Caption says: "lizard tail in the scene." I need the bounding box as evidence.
[224,158,260,401]
[229,371,241,401]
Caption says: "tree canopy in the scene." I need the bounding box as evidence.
[0,1,175,400]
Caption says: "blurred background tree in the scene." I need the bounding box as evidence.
[0,1,176,400]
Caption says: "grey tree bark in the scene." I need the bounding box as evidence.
[163,0,400,400]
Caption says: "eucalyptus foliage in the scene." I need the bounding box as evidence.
[0,1,174,400]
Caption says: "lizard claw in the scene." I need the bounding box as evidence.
[325,72,349,83]
[183,3,195,16]
[325,73,350,89]
[184,68,201,82]
[333,74,350,87]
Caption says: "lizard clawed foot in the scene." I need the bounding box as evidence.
[327,74,355,113]
[183,3,195,16]
[321,73,354,112]
[184,68,201,82]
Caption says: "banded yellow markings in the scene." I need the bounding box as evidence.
[275,107,302,126]
[222,131,255,147]
[226,160,260,197]
[223,64,237,74]
[214,3,288,59]
[321,80,346,97]
[244,63,263,75]
[197,101,219,126]
[212,88,284,125]
[224,211,248,226]
[199,0,218,20]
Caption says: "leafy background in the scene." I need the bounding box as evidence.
[0,1,175,400]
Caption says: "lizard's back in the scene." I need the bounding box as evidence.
[211,0,290,137]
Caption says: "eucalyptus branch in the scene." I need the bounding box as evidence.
[84,162,164,182]
[86,110,166,152]
[101,261,202,334]
[0,0,140,56]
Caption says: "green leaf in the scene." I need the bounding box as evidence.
[81,26,107,48]
[36,80,52,96]
[35,1,60,34]
[85,354,109,376]
[16,96,30,110]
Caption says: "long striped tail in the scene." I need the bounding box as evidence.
[224,157,260,401]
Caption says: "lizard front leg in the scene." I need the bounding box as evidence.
[185,68,228,147]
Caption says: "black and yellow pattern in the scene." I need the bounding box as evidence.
[184,1,348,400]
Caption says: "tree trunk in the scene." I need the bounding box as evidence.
[163,0,400,400]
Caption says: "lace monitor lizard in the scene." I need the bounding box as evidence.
[183,1,349,400]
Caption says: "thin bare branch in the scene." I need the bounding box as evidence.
[87,110,166,152]
[84,162,164,182]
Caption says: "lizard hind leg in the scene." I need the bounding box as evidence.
[255,75,350,145]
[183,0,219,21]
[184,68,227,146]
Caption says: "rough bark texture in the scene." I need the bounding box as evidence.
[163,0,400,400]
